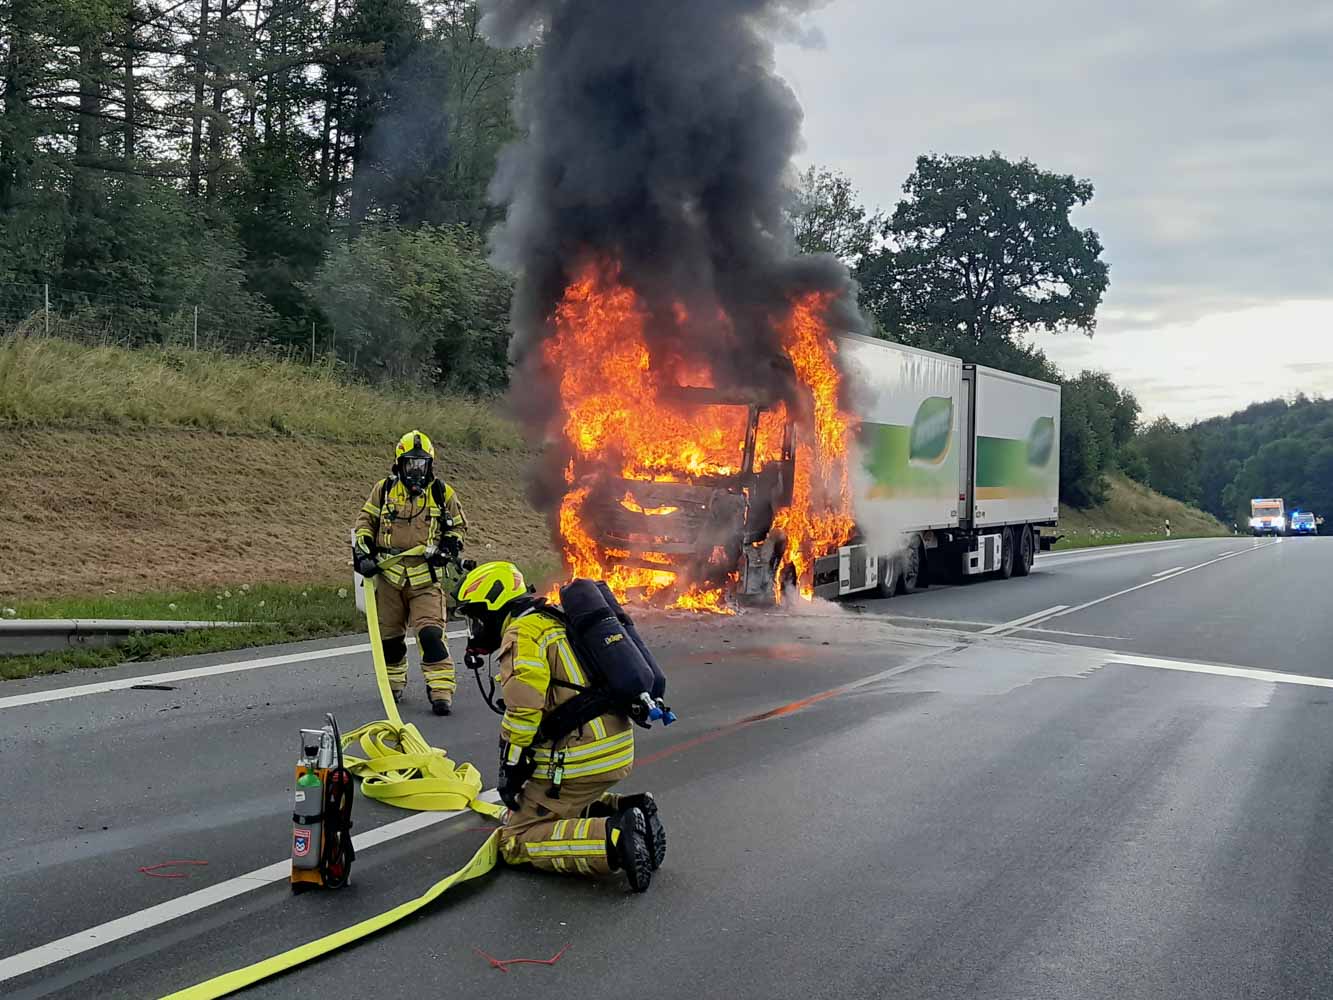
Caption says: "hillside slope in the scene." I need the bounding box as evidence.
[1057,472,1230,545]
[0,338,552,601]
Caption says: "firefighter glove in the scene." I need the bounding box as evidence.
[354,552,380,578]
[428,534,462,566]
[497,742,536,811]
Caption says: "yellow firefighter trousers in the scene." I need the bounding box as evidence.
[375,580,455,698]
[501,779,625,876]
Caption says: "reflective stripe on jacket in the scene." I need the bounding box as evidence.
[353,478,467,589]
[496,608,634,782]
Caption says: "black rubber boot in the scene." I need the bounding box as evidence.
[431,697,452,716]
[606,807,652,892]
[619,793,665,871]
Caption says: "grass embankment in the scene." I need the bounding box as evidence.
[1053,472,1230,550]
[0,335,557,679]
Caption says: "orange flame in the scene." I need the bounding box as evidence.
[544,261,855,611]
[771,294,857,600]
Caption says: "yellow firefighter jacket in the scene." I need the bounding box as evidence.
[354,477,467,589]
[497,608,634,783]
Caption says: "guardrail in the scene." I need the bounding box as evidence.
[0,619,254,656]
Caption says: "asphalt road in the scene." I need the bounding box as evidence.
[3,535,1333,999]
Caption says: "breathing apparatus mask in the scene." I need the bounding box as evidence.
[397,450,433,496]
[459,591,541,717]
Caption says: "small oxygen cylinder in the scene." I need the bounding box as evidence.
[291,729,326,871]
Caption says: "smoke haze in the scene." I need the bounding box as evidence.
[480,0,860,426]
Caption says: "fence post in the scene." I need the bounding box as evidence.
[311,320,315,364]
[44,284,50,335]
[193,305,199,350]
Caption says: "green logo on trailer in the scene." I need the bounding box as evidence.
[908,397,953,466]
[1027,416,1055,467]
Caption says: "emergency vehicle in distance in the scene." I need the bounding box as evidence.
[1249,498,1286,536]
[1288,510,1318,536]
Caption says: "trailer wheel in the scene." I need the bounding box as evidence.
[875,555,898,598]
[898,542,924,594]
[998,528,1015,580]
[1013,526,1034,577]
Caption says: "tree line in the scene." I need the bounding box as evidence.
[0,0,523,391]
[1123,397,1333,526]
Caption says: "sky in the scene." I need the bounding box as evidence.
[774,0,1333,424]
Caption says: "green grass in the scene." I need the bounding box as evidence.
[0,334,522,451]
[1,583,362,681]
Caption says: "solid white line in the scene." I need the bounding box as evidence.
[0,789,502,985]
[0,630,468,712]
[1108,653,1333,690]
[981,605,1068,635]
[1151,565,1185,578]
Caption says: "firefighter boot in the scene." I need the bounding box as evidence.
[430,694,452,716]
[584,793,665,871]
[606,807,653,892]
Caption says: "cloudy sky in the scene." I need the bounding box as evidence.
[775,0,1333,423]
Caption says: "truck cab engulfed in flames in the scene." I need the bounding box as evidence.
[573,383,796,603]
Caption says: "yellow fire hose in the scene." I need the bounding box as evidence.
[162,549,504,999]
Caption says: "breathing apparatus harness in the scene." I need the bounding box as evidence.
[463,579,677,743]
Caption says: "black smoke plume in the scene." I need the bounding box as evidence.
[479,0,860,505]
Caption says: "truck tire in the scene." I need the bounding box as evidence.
[998,528,1015,580]
[875,555,898,598]
[898,542,925,594]
[1013,526,1034,577]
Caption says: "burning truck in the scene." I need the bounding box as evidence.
[479,0,1059,610]
[545,264,856,610]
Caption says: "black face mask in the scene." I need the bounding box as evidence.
[399,455,432,495]
[465,611,504,655]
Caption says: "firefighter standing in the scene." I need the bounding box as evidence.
[353,430,467,715]
[455,561,665,892]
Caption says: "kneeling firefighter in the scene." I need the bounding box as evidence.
[353,430,467,715]
[455,561,672,892]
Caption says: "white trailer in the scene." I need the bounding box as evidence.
[812,335,1061,600]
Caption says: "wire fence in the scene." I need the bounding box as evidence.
[0,281,334,363]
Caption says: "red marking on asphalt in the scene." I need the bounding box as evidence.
[474,944,570,973]
[138,860,209,879]
[638,685,847,767]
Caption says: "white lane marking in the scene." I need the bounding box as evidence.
[981,606,1068,635]
[1151,565,1185,578]
[1038,542,1185,564]
[1019,626,1132,641]
[1018,544,1268,631]
[0,789,502,985]
[1108,653,1333,690]
[0,630,468,711]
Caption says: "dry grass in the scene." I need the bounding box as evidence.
[0,427,555,601]
[0,334,522,451]
[1056,472,1230,547]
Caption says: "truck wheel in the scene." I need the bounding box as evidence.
[898,543,924,594]
[998,528,1015,580]
[1013,526,1034,577]
[875,555,898,598]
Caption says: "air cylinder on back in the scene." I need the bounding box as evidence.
[595,581,667,700]
[559,579,656,702]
